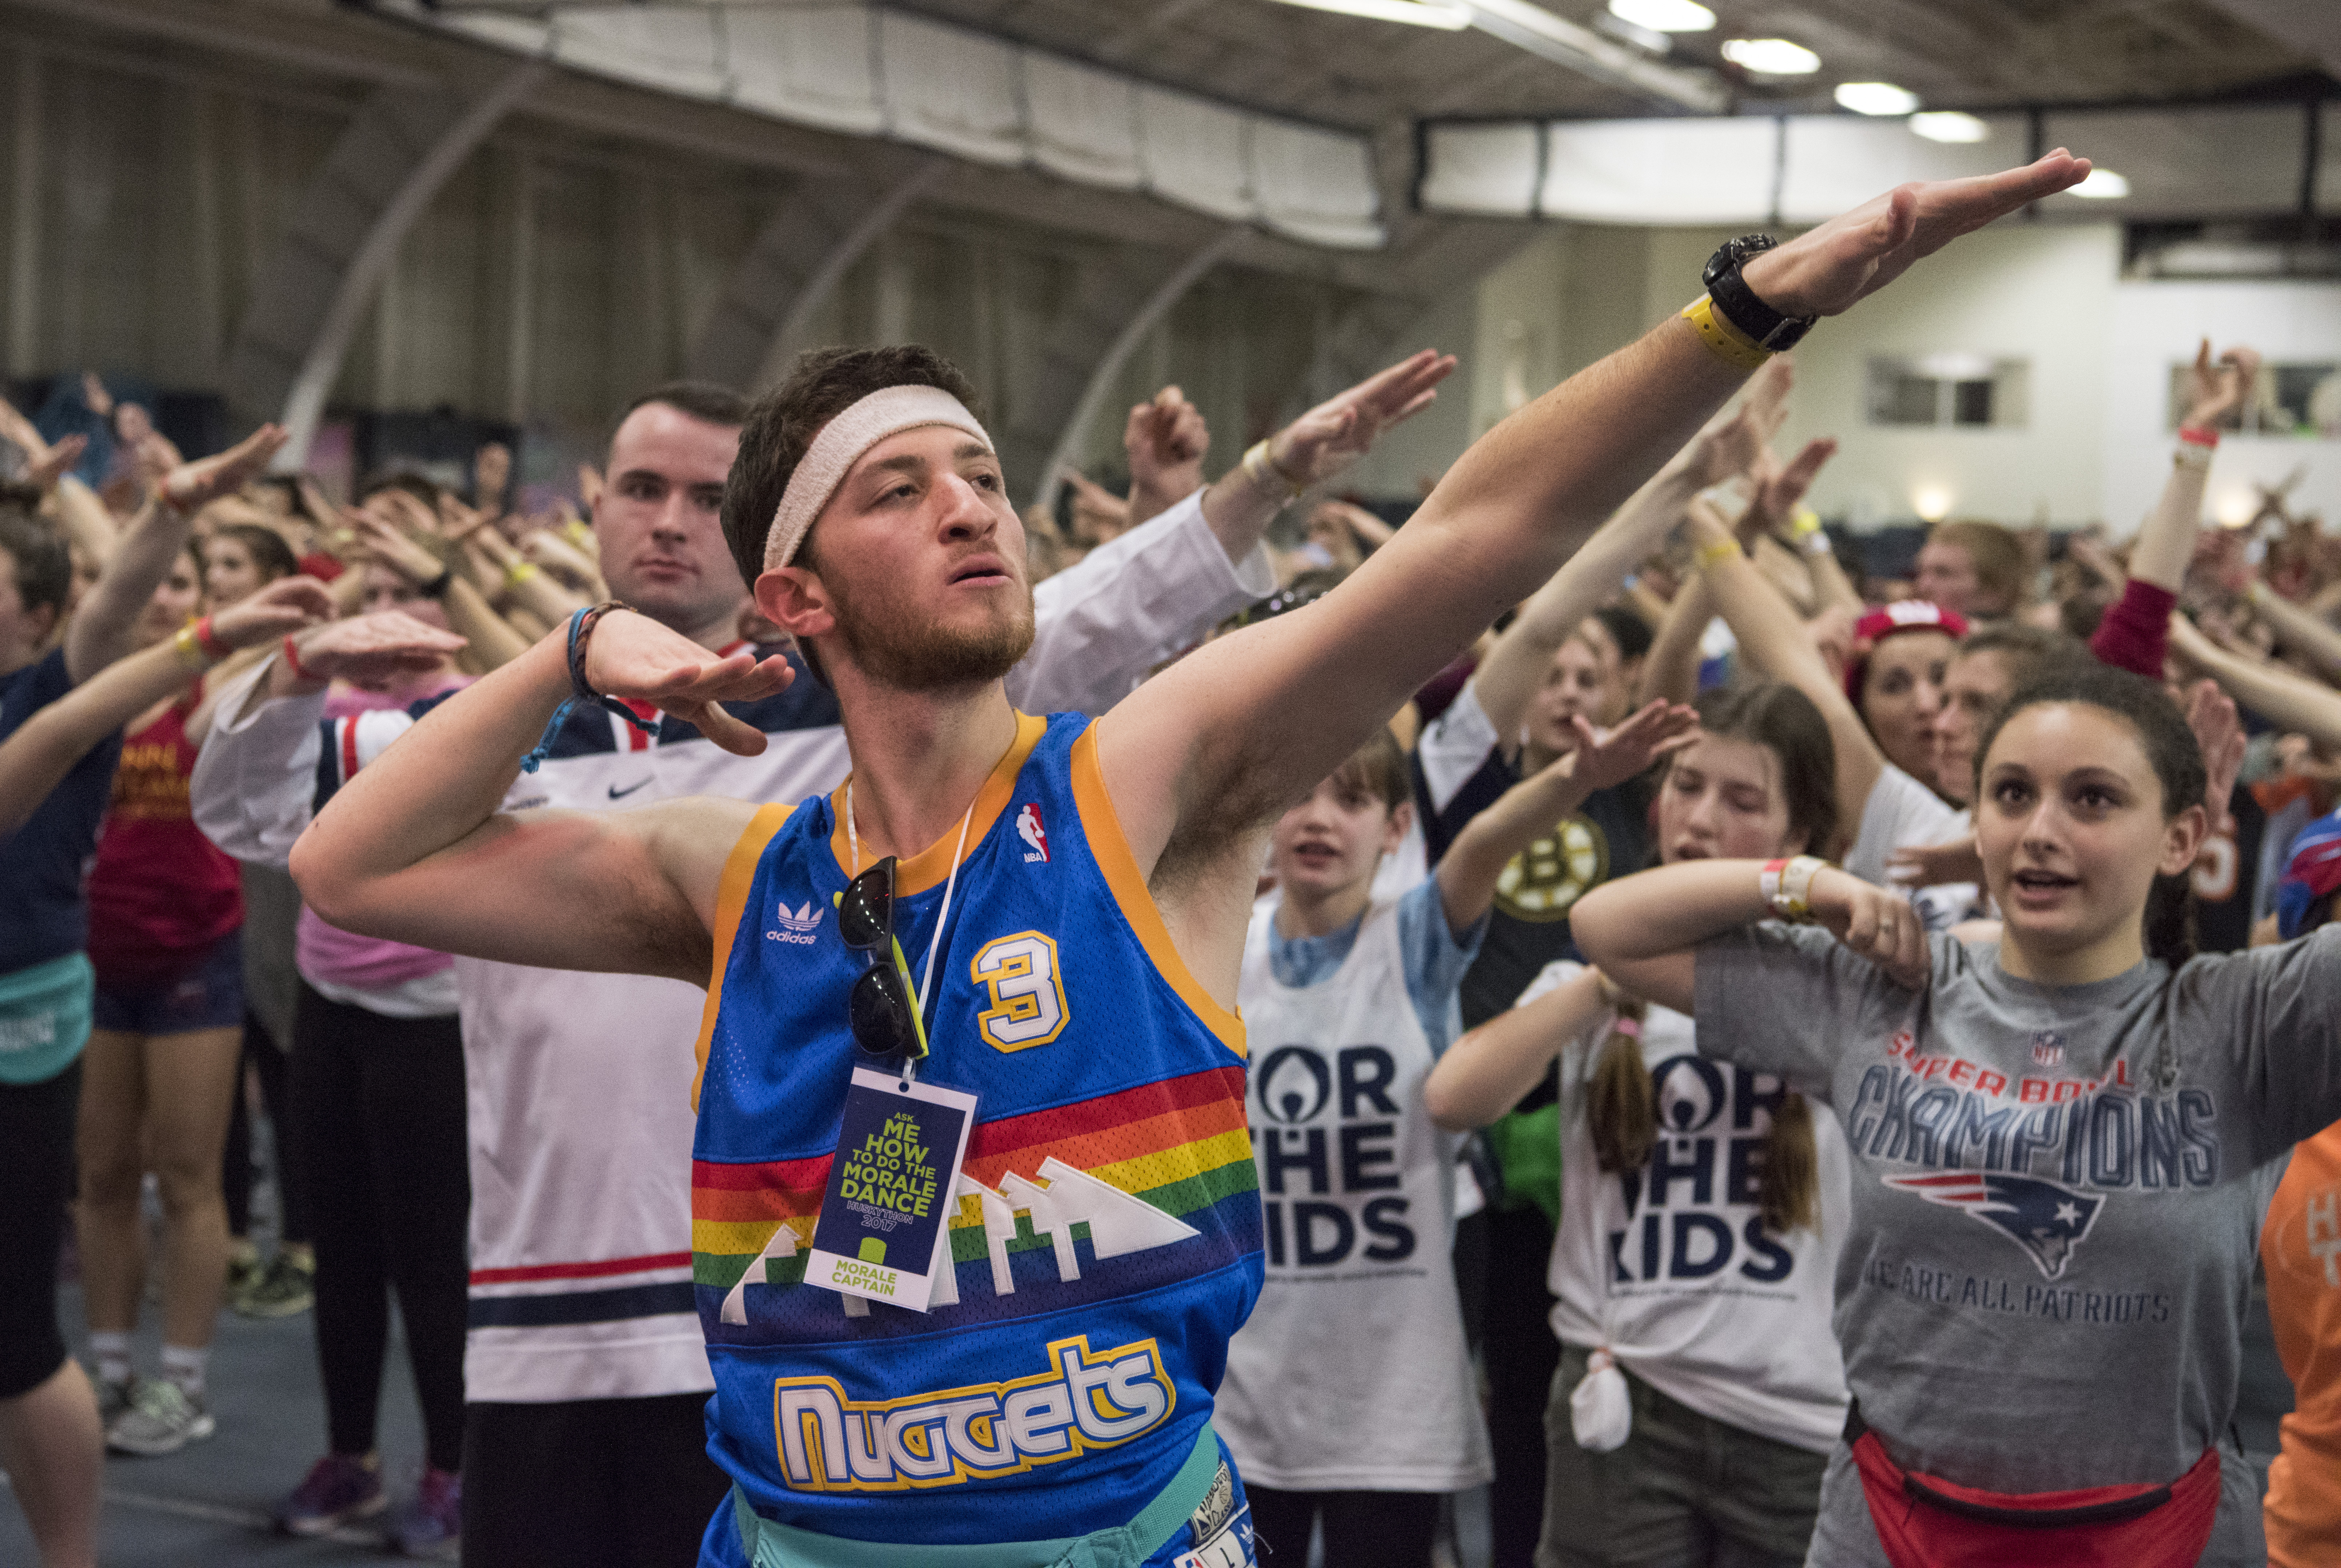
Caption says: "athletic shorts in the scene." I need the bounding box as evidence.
[0,1061,81,1397]
[92,931,244,1036]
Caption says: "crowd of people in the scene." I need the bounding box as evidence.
[0,149,2336,1568]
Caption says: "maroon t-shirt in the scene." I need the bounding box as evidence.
[84,693,243,987]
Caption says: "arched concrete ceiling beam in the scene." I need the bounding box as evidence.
[222,60,547,464]
[1026,229,1246,519]
[683,158,947,393]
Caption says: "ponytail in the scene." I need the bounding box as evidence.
[1757,1093,1820,1234]
[1587,995,1655,1176]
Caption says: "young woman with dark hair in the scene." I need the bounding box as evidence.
[1570,662,2340,1567]
[1426,681,1850,1568]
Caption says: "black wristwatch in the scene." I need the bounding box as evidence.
[1703,235,1815,352]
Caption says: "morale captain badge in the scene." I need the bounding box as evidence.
[804,1068,978,1310]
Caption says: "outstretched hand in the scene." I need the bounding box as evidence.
[214,575,337,649]
[1810,866,1932,991]
[1686,357,1793,489]
[2181,678,2245,831]
[1564,699,1701,793]
[1741,151,2091,320]
[286,609,468,686]
[1887,835,1983,891]
[160,424,289,512]
[580,609,795,757]
[20,434,88,492]
[1270,349,1458,487]
[2181,340,2261,431]
[1749,438,1838,538]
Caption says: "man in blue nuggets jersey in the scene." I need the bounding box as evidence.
[292,152,2090,1566]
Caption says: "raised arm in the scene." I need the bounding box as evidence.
[1123,386,1209,528]
[1104,155,2089,902]
[65,424,287,682]
[1472,359,1790,737]
[290,610,791,978]
[1432,700,1697,934]
[2131,343,2256,595]
[1571,858,1928,1014]
[2167,611,2341,752]
[1422,966,1608,1130]
[2245,579,2341,686]
[1682,494,1887,842]
[0,575,330,833]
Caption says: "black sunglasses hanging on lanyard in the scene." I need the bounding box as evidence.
[836,857,930,1062]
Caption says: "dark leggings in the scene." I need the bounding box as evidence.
[223,1010,306,1245]
[463,1393,730,1568]
[292,981,469,1471]
[1247,1487,1441,1568]
[1482,1204,1561,1568]
[0,1062,79,1399]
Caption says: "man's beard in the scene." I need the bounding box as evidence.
[824,564,1035,691]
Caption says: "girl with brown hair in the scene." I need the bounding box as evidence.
[1425,681,1847,1567]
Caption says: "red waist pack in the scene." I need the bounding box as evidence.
[1845,1406,2220,1568]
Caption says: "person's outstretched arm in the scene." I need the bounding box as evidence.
[1101,153,2088,969]
[291,610,791,978]
[1681,494,1886,846]
[2091,342,2258,677]
[1471,358,1791,739]
[1570,859,1930,1014]
[1,576,330,834]
[1432,701,1698,935]
[1423,967,1609,1130]
[64,424,288,682]
[2167,612,2341,752]
[1010,350,1456,717]
[2245,579,2341,686]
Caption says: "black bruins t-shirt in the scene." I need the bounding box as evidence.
[1412,687,1656,1029]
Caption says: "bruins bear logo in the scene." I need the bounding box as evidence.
[1493,816,1607,922]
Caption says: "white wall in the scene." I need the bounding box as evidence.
[1775,223,2121,531]
[2100,280,2341,535]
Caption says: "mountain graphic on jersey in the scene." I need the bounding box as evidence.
[1886,1171,2105,1280]
[693,1064,1255,1334]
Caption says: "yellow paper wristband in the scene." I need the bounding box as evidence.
[1694,537,1743,572]
[171,624,209,670]
[504,561,541,587]
[1680,294,1773,372]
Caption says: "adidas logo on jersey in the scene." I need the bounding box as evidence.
[773,1333,1172,1491]
[767,899,824,945]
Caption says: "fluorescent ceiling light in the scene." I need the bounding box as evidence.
[1834,81,1919,116]
[1608,0,1714,31]
[1910,111,1989,144]
[1267,0,1471,28]
[1720,37,1820,75]
[2073,168,2131,199]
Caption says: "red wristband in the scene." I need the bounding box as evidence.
[193,615,233,661]
[283,635,324,684]
[2177,424,2220,448]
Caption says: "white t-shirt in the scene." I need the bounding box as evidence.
[1520,960,1852,1454]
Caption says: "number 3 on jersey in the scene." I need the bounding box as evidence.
[971,932,1070,1052]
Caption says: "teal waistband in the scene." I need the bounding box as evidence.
[730,1423,1223,1568]
[0,951,93,1086]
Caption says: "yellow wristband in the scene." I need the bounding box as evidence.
[504,561,540,587]
[1680,294,1773,372]
[171,624,209,670]
[1694,537,1743,572]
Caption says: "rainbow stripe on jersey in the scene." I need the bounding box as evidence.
[689,713,1261,1545]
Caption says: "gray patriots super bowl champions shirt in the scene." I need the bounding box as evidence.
[1695,922,2341,1567]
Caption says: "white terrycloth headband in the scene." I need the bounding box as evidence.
[761,384,994,572]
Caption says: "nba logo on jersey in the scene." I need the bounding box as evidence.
[1018,802,1050,863]
[2030,1031,2065,1067]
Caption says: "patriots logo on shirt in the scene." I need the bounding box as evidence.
[1886,1172,2104,1281]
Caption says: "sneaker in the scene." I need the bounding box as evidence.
[235,1250,315,1318]
[387,1467,461,1560]
[105,1378,216,1456]
[225,1246,264,1305]
[274,1453,387,1537]
[91,1373,134,1425]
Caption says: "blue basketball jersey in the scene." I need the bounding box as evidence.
[691,711,1262,1545]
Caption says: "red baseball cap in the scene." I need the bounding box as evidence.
[1844,600,1970,703]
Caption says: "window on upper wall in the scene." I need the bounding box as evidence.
[1866,355,2030,430]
